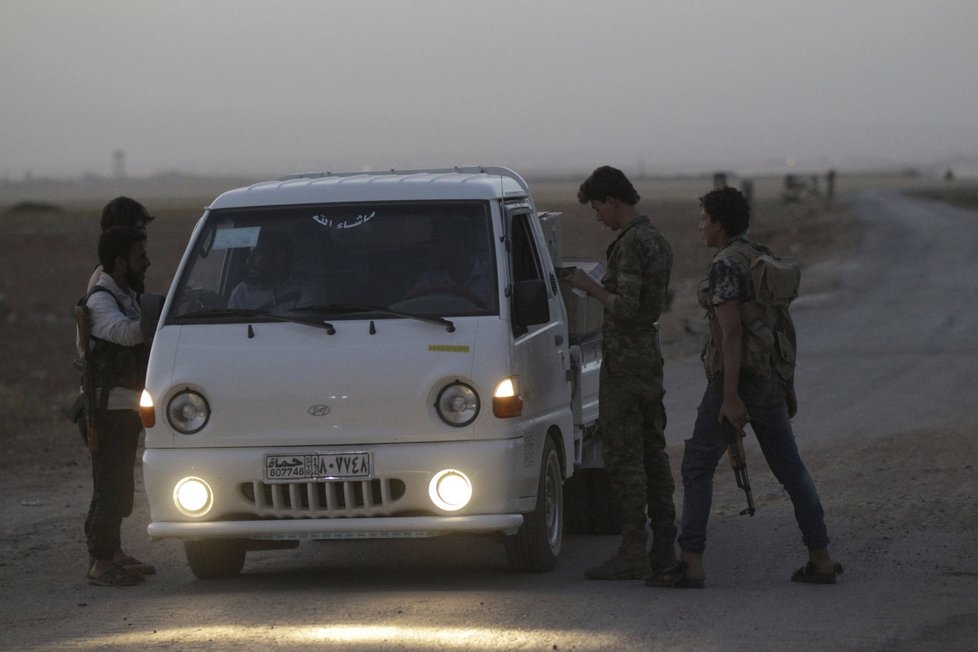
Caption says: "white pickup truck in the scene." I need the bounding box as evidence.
[138,167,604,578]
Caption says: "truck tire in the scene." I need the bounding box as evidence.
[184,539,246,579]
[505,437,563,572]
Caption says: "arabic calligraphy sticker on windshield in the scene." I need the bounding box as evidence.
[311,211,376,230]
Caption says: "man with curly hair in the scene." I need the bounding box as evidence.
[648,187,841,588]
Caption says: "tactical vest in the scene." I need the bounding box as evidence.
[86,287,150,392]
[697,237,800,381]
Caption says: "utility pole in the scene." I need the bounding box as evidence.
[113,149,126,180]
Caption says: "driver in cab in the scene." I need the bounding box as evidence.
[229,231,303,313]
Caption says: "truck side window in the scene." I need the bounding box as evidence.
[510,213,544,286]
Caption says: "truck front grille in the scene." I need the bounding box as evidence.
[240,479,407,518]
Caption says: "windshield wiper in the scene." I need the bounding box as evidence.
[175,308,336,333]
[290,303,455,332]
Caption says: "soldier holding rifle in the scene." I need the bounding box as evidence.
[78,225,154,586]
[647,187,841,588]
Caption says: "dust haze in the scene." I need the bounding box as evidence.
[3,0,978,181]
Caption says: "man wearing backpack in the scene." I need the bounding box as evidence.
[648,187,841,588]
[81,226,155,586]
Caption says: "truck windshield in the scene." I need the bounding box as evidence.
[167,201,497,322]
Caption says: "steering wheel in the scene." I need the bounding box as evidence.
[178,288,225,314]
[401,281,486,308]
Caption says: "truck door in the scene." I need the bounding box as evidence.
[507,208,573,449]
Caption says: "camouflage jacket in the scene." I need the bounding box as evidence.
[601,216,672,373]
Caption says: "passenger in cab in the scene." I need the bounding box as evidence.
[402,219,491,308]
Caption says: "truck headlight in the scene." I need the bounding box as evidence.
[429,469,472,511]
[174,476,213,517]
[167,389,210,434]
[434,381,479,427]
[492,376,523,418]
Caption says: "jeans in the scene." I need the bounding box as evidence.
[677,371,829,554]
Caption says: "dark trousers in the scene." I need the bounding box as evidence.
[599,357,677,539]
[83,409,142,561]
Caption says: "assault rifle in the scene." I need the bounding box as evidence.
[723,419,755,516]
[74,305,99,453]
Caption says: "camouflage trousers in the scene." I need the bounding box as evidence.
[598,357,677,539]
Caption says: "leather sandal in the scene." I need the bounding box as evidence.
[791,561,843,584]
[115,555,157,575]
[87,564,142,587]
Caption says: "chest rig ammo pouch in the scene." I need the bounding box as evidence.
[698,239,800,381]
[84,287,150,393]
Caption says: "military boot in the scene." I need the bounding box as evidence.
[584,530,650,580]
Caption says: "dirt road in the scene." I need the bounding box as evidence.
[1,189,975,650]
[660,190,978,649]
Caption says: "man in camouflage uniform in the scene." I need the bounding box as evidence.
[567,166,678,579]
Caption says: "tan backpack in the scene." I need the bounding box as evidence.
[700,239,801,381]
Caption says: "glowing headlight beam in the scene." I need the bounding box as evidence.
[173,476,213,517]
[429,469,472,511]
[60,624,623,649]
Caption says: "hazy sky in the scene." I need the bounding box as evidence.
[3,0,977,179]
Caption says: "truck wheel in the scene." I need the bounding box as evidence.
[184,539,246,579]
[505,437,563,572]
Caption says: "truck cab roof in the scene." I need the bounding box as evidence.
[209,166,532,209]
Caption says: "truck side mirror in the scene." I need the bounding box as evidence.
[140,293,165,347]
[513,279,550,327]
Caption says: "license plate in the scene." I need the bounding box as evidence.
[264,452,372,483]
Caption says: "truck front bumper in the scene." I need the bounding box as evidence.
[143,437,537,541]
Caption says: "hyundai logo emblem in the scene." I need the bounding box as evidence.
[307,404,331,416]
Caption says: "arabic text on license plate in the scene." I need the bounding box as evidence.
[264,453,372,483]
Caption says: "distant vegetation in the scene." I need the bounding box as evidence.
[5,201,62,214]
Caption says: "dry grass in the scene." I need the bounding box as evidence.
[908,186,978,210]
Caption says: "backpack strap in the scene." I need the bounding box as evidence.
[82,285,133,345]
[84,285,127,314]
[702,238,800,381]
